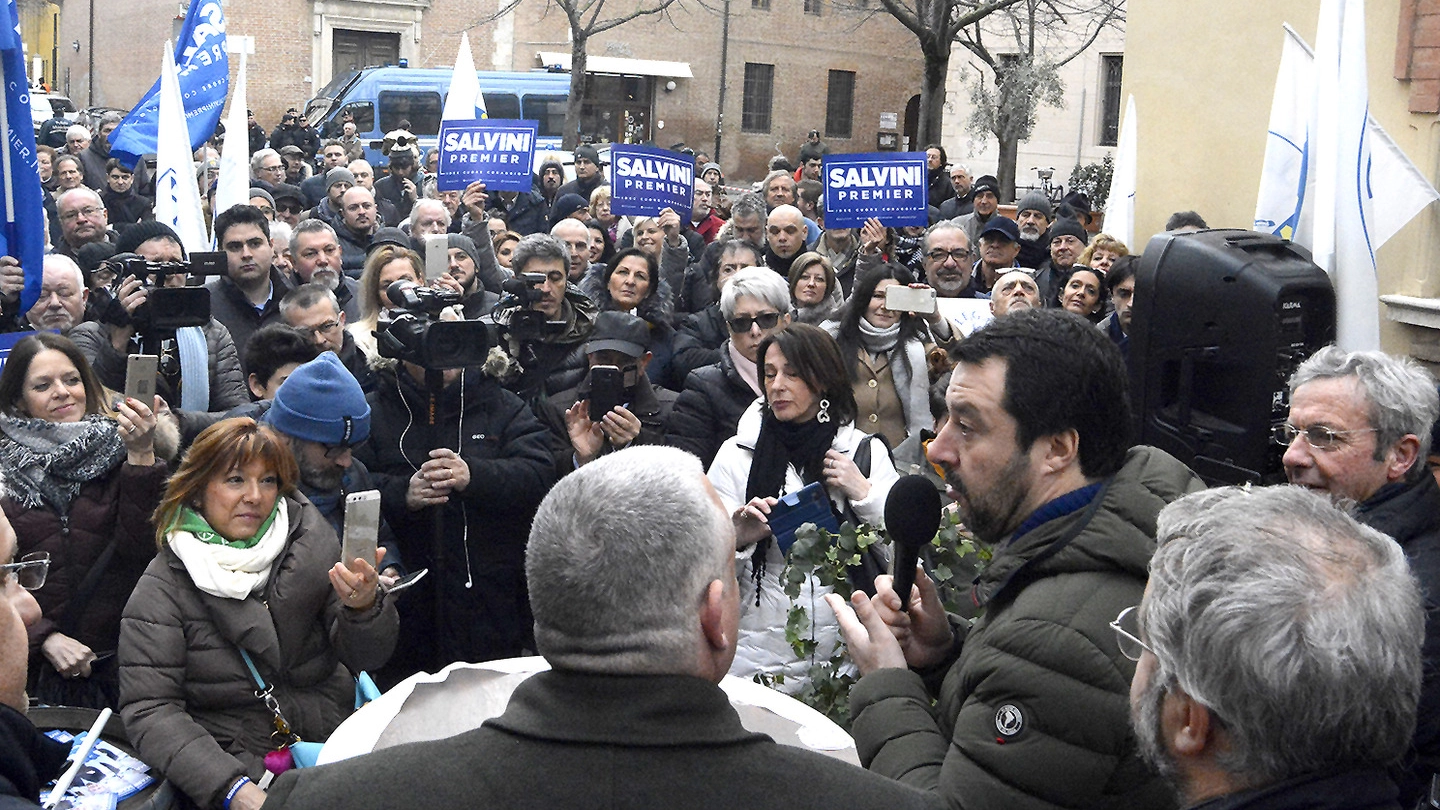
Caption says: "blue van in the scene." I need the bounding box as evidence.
[304,68,570,168]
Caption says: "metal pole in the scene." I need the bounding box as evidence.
[86,0,94,106]
[713,0,729,163]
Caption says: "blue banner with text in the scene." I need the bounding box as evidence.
[822,152,929,229]
[437,119,538,192]
[609,144,693,219]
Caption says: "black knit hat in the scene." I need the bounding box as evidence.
[116,220,184,256]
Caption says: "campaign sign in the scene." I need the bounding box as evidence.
[609,144,694,219]
[823,152,929,229]
[437,119,538,192]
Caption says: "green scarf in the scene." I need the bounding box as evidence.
[172,502,281,549]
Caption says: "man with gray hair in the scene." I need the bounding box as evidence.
[494,233,597,407]
[262,446,939,810]
[724,191,767,245]
[1279,345,1440,804]
[250,148,286,190]
[54,186,115,259]
[288,218,361,321]
[1127,484,1423,809]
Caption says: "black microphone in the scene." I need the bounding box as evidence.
[884,474,943,612]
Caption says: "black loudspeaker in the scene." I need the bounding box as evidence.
[1129,230,1335,486]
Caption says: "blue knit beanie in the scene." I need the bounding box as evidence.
[263,353,370,445]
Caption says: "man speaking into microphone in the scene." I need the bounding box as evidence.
[828,309,1203,810]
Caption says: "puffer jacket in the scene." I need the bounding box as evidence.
[577,262,677,387]
[707,400,898,693]
[667,305,728,390]
[667,340,760,469]
[8,458,168,683]
[848,446,1203,810]
[355,365,555,682]
[118,494,398,810]
[68,318,248,415]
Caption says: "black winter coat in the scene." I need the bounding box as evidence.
[1357,474,1440,807]
[668,305,728,390]
[666,342,760,469]
[0,706,67,810]
[356,367,556,683]
[205,270,292,373]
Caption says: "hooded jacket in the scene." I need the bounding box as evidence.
[848,446,1203,810]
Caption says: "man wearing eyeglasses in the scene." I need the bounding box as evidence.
[249,148,287,192]
[0,513,66,809]
[280,284,372,394]
[53,187,115,260]
[1124,485,1423,810]
[918,220,977,298]
[1279,345,1440,806]
[828,309,1203,810]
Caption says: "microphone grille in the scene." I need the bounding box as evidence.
[884,474,943,546]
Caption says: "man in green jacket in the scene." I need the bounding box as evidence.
[830,309,1203,810]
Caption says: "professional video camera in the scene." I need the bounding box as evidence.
[495,273,567,342]
[377,279,491,370]
[96,251,228,334]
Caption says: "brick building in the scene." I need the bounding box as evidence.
[54,0,924,182]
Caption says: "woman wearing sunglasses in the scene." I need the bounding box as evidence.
[0,333,177,709]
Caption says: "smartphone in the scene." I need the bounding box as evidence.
[342,491,382,566]
[587,365,625,422]
[885,284,937,314]
[424,234,450,281]
[124,354,158,403]
[385,567,429,595]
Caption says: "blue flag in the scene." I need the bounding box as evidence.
[0,0,46,314]
[109,0,228,169]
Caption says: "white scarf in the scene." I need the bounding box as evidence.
[728,340,762,396]
[169,503,291,600]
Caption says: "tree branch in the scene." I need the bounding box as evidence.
[875,0,922,36]
[584,0,682,35]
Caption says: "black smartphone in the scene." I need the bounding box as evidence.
[587,365,625,422]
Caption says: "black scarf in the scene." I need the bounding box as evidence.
[745,407,838,503]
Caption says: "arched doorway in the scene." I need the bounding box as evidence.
[903,94,920,153]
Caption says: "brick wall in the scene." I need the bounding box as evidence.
[1397,0,1440,113]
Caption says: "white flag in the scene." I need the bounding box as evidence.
[1254,24,1314,240]
[1103,95,1136,247]
[213,51,250,220]
[153,40,209,254]
[1367,119,1440,248]
[1302,0,1379,351]
[441,33,486,121]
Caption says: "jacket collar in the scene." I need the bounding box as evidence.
[0,703,69,802]
[1189,767,1401,810]
[485,669,763,748]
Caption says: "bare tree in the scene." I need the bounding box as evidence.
[552,0,682,149]
[956,0,1123,200]
[847,0,1028,150]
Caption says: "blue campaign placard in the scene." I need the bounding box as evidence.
[822,152,929,229]
[437,119,539,192]
[609,144,694,219]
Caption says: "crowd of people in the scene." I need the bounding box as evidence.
[0,113,1434,810]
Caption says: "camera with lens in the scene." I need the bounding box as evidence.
[377,280,492,370]
[98,251,227,334]
[496,272,564,342]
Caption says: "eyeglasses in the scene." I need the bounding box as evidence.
[307,320,341,336]
[727,312,782,333]
[1110,605,1152,662]
[926,248,970,264]
[260,164,284,174]
[1271,423,1379,451]
[60,206,104,222]
[321,438,366,460]
[0,552,49,591]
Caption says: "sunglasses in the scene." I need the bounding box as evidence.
[727,312,782,333]
[0,552,49,591]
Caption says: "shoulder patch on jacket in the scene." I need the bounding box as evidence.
[995,703,1025,738]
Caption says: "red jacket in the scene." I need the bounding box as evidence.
[693,211,725,244]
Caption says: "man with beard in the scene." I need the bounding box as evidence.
[988,270,1042,317]
[762,204,808,276]
[920,221,977,298]
[261,353,403,585]
[1126,485,1422,810]
[829,308,1202,810]
[534,156,565,222]
[288,219,362,321]
[692,179,724,244]
[1034,217,1088,307]
[375,149,421,222]
[1013,190,1053,270]
[301,141,353,207]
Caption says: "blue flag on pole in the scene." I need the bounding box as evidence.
[109,0,228,169]
[0,0,47,314]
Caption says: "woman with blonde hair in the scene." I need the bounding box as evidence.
[786,252,842,325]
[119,418,396,810]
[1077,233,1129,275]
[349,244,425,365]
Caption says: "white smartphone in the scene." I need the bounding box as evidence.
[424,234,450,281]
[341,490,382,566]
[885,284,937,314]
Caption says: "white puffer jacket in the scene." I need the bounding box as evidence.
[707,400,898,693]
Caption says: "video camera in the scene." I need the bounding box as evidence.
[98,251,228,333]
[377,280,492,370]
[496,273,565,342]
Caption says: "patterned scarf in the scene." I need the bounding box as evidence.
[0,413,124,515]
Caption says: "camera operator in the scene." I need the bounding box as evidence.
[353,281,555,687]
[491,234,597,409]
[67,222,250,440]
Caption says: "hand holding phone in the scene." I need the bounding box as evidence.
[342,491,382,566]
[587,365,625,422]
[125,354,159,402]
[885,284,937,315]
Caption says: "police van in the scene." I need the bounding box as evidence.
[303,67,570,169]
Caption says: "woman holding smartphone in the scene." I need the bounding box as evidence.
[0,332,176,709]
[707,324,898,694]
[828,264,957,450]
[118,418,397,810]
